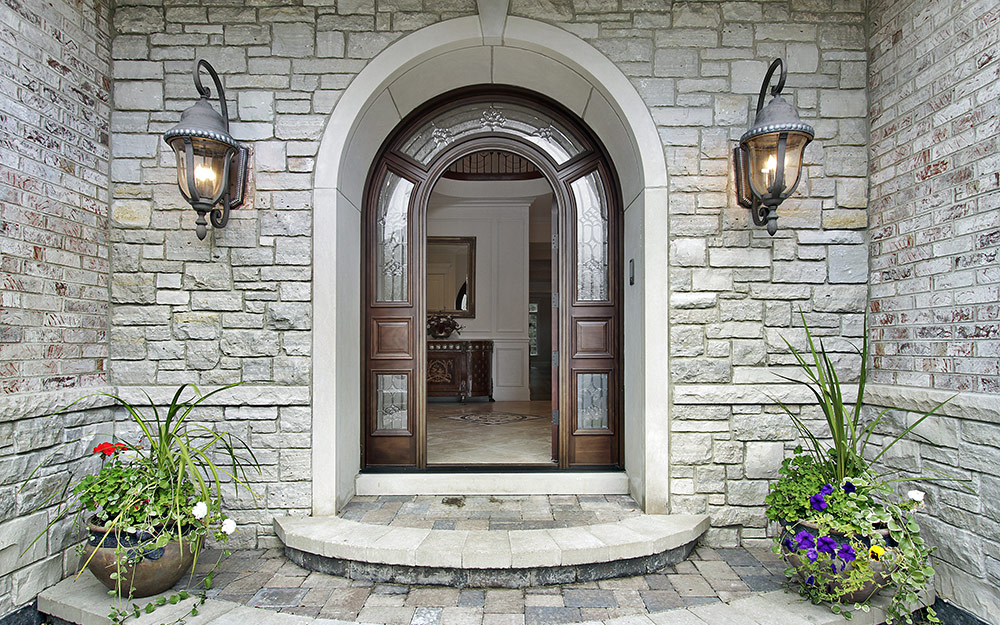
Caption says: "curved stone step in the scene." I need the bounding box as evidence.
[274,513,710,587]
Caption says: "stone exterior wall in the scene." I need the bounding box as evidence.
[108,0,477,547]
[106,0,875,550]
[866,0,1000,621]
[0,0,114,617]
[511,1,870,547]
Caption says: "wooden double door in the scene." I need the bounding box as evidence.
[362,87,622,469]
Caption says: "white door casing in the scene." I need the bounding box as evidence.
[312,11,669,513]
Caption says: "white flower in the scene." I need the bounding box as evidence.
[192,501,208,520]
[221,518,237,535]
[907,490,925,504]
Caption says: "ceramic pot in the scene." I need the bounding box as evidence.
[429,328,454,339]
[82,520,201,598]
[780,519,896,604]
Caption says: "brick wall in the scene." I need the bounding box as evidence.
[0,0,115,617]
[868,0,1000,393]
[866,0,1000,620]
[0,0,112,394]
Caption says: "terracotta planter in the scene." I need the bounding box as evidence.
[780,519,896,604]
[82,520,201,598]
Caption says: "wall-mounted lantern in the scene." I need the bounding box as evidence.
[164,59,248,240]
[733,58,814,236]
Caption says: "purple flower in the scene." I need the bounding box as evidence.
[805,575,815,586]
[838,544,856,563]
[817,536,839,555]
[842,481,856,494]
[794,530,815,550]
[783,537,795,551]
[820,483,834,496]
[806,548,818,563]
[831,563,837,574]
[810,493,828,511]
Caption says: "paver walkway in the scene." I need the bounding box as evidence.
[180,544,786,624]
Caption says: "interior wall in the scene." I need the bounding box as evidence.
[867,0,1000,620]
[0,0,113,617]
[428,179,551,402]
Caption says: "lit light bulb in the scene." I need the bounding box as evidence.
[761,154,777,190]
[194,165,217,183]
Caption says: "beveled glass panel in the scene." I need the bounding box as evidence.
[572,171,609,301]
[375,172,414,302]
[376,373,408,431]
[400,103,584,165]
[577,372,609,430]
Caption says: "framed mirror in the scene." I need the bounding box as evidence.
[426,236,476,317]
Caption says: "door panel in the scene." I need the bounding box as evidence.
[365,167,420,466]
[565,165,620,467]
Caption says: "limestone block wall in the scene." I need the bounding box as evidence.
[108,0,477,546]
[866,0,1000,621]
[108,0,873,548]
[0,0,114,616]
[510,1,872,546]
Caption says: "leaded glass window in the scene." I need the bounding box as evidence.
[572,171,609,301]
[375,172,414,302]
[400,102,584,166]
[376,373,408,431]
[577,372,609,430]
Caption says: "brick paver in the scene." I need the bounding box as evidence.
[182,543,786,624]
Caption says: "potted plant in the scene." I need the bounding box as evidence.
[764,316,953,624]
[427,314,463,339]
[24,383,259,602]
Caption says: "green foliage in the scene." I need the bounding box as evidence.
[771,313,951,484]
[765,316,959,625]
[23,383,260,625]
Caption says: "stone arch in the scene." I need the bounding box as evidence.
[312,13,670,514]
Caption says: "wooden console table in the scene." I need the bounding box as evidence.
[427,339,493,402]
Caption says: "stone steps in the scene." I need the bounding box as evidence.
[274,514,711,587]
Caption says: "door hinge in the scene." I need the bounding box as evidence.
[552,350,559,361]
[552,409,559,425]
[552,293,559,307]
[552,234,558,250]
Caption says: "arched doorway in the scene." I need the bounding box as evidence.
[312,14,671,513]
[362,87,623,469]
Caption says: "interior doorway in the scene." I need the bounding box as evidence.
[362,87,622,469]
[423,163,556,466]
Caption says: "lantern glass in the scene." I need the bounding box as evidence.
[170,137,232,204]
[744,130,810,200]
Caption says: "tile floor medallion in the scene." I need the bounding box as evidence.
[426,402,554,465]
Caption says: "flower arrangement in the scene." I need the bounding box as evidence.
[765,316,954,624]
[427,314,463,338]
[24,383,259,622]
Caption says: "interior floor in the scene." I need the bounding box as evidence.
[426,400,554,465]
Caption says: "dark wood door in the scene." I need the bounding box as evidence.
[363,164,421,466]
[362,87,622,469]
[563,163,621,466]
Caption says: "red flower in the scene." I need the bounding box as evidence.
[93,442,127,456]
